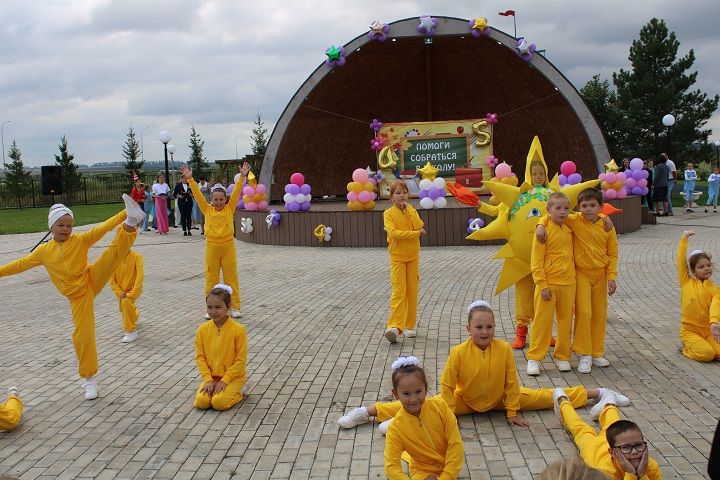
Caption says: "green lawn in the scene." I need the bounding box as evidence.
[0,203,124,235]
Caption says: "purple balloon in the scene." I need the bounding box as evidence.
[287,184,300,195]
[641,187,649,195]
[568,173,582,185]
[286,201,300,212]
[632,170,644,180]
[558,174,568,186]
[641,170,649,179]
[419,190,428,199]
[631,186,643,195]
[237,200,245,209]
[284,184,292,194]
[300,184,311,195]
[300,201,311,211]
[428,187,440,200]
[439,188,446,196]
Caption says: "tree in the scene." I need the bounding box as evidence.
[612,18,719,163]
[580,75,624,161]
[188,125,209,179]
[249,113,268,173]
[54,135,82,201]
[122,126,144,181]
[4,140,32,205]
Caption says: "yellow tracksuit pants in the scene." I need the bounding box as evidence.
[528,284,576,361]
[573,269,608,357]
[0,396,22,431]
[205,241,240,310]
[374,386,587,421]
[387,258,419,332]
[194,378,245,411]
[680,323,720,362]
[515,274,535,327]
[70,226,138,378]
[118,297,139,333]
[561,401,618,467]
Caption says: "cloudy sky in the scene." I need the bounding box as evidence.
[1,0,719,167]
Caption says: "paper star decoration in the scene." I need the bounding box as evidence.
[516,37,537,62]
[604,159,620,172]
[370,20,385,35]
[417,15,437,36]
[472,17,488,31]
[325,45,342,61]
[368,20,390,41]
[418,161,440,180]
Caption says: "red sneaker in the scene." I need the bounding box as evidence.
[511,326,528,349]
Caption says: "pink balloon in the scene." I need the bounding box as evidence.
[256,184,266,195]
[625,178,636,188]
[358,191,372,203]
[369,191,377,201]
[616,172,627,181]
[245,202,258,211]
[257,200,268,210]
[560,161,576,176]
[605,172,617,183]
[617,188,628,199]
[637,179,647,188]
[347,191,358,202]
[290,173,305,186]
[352,168,369,183]
[243,186,255,197]
[604,189,618,199]
[368,178,377,185]
[598,173,606,181]
[494,162,512,179]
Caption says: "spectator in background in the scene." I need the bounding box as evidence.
[663,153,677,216]
[130,179,145,212]
[152,173,170,234]
[619,158,630,172]
[643,160,654,211]
[653,156,670,217]
[174,176,194,236]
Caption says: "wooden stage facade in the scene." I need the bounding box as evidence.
[233,196,643,248]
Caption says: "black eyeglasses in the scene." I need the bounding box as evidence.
[614,442,647,454]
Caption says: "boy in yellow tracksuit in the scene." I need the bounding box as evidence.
[109,250,144,343]
[182,164,248,318]
[527,191,576,376]
[0,197,144,400]
[383,180,426,343]
[194,284,248,411]
[554,390,663,479]
[677,230,720,362]
[537,188,618,373]
[0,387,22,431]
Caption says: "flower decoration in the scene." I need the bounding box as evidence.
[485,155,499,168]
[324,45,346,68]
[516,38,536,62]
[370,137,385,151]
[370,118,383,132]
[467,217,485,234]
[368,20,390,41]
[265,210,281,229]
[486,113,498,124]
[469,17,490,37]
[417,15,438,36]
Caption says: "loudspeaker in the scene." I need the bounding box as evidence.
[41,166,63,195]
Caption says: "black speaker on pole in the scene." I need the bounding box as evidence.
[41,166,63,195]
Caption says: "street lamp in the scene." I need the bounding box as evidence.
[662,113,675,156]
[167,144,176,184]
[158,130,176,226]
[714,140,720,168]
[1,120,10,170]
[140,126,150,162]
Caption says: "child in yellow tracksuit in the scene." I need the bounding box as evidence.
[527,191,575,376]
[182,163,249,318]
[0,197,144,400]
[194,284,248,411]
[554,390,663,479]
[338,301,630,431]
[383,356,463,480]
[0,387,22,431]
[677,230,720,362]
[383,180,426,343]
[537,188,618,373]
[110,250,144,343]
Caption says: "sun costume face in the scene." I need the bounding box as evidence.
[467,136,599,294]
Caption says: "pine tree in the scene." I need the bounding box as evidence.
[122,126,144,180]
[54,135,82,202]
[188,125,209,178]
[580,75,624,161]
[612,18,719,162]
[249,114,268,173]
[5,140,32,205]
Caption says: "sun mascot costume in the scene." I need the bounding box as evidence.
[467,136,599,348]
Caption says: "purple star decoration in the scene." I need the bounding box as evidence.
[417,15,438,36]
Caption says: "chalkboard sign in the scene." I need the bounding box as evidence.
[401,135,470,177]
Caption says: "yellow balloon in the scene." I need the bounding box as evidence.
[347,182,355,192]
[505,176,518,186]
[613,181,624,190]
[601,181,610,190]
[313,224,326,241]
[363,182,374,192]
[365,200,376,210]
[489,195,500,206]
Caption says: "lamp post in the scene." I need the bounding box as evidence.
[158,131,175,226]
[662,113,675,156]
[167,144,176,184]
[140,126,150,162]
[1,120,10,170]
[714,140,720,169]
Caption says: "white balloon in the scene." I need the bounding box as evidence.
[662,114,675,126]
[283,193,293,203]
[324,234,331,241]
[432,177,446,189]
[305,194,312,203]
[434,196,447,208]
[295,193,306,203]
[325,226,333,234]
[418,179,433,190]
[247,226,253,233]
[419,197,434,209]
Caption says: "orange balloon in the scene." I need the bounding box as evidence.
[601,181,610,190]
[613,181,624,190]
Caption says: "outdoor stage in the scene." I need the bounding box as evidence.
[234,195,643,247]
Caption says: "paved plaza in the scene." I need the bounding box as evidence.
[0,209,719,479]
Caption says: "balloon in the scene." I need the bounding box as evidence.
[625,178,636,188]
[324,234,331,241]
[305,194,312,202]
[616,172,627,181]
[245,202,258,211]
[287,202,300,212]
[347,191,358,202]
[325,227,333,234]
[434,196,447,208]
[358,191,372,203]
[432,177,446,189]
[568,173,582,185]
[293,193,305,203]
[365,200,376,210]
[419,197,434,209]
[283,193,293,203]
[287,184,300,195]
[290,173,305,185]
[662,114,675,127]
[256,184,266,195]
[368,178,377,186]
[300,184,312,195]
[637,179,647,188]
[495,162,512,179]
[559,174,568,186]
[363,182,374,192]
[641,187,649,195]
[640,170,649,179]
[300,201,311,211]
[352,168,368,183]
[604,189,618,199]
[560,161,576,176]
[428,187,440,200]
[632,169,644,180]
[629,158,643,170]
[258,201,268,210]
[348,201,361,210]
[418,179,432,190]
[612,181,624,190]
[631,186,643,195]
[605,172,617,183]
[418,190,428,199]
[617,188,628,199]
[600,181,610,190]
[243,186,254,197]
[598,173,606,181]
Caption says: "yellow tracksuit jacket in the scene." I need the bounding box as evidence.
[384,396,464,480]
[189,177,244,309]
[109,251,144,333]
[384,204,423,262]
[677,237,720,362]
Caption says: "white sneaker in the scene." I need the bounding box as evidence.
[577,356,592,374]
[598,388,630,407]
[526,360,541,376]
[122,331,138,343]
[378,418,392,435]
[556,360,572,372]
[122,193,146,225]
[82,378,98,400]
[230,309,242,319]
[592,356,610,367]
[8,386,20,399]
[385,328,399,344]
[404,329,416,338]
[338,407,370,428]
[552,387,567,421]
[590,391,617,420]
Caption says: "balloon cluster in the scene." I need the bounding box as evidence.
[466,217,485,234]
[347,168,377,211]
[368,20,390,42]
[558,161,583,187]
[599,171,629,200]
[265,210,281,229]
[622,157,650,196]
[418,177,447,209]
[486,113,498,125]
[242,184,268,211]
[469,17,489,37]
[324,45,346,68]
[370,118,383,132]
[283,173,312,212]
[489,162,518,205]
[314,224,333,243]
[516,38,536,62]
[417,15,438,36]
[240,218,253,234]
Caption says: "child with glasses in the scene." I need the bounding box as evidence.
[552,388,662,479]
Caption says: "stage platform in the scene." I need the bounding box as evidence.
[233,196,643,247]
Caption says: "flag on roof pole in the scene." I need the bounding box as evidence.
[498,10,515,16]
